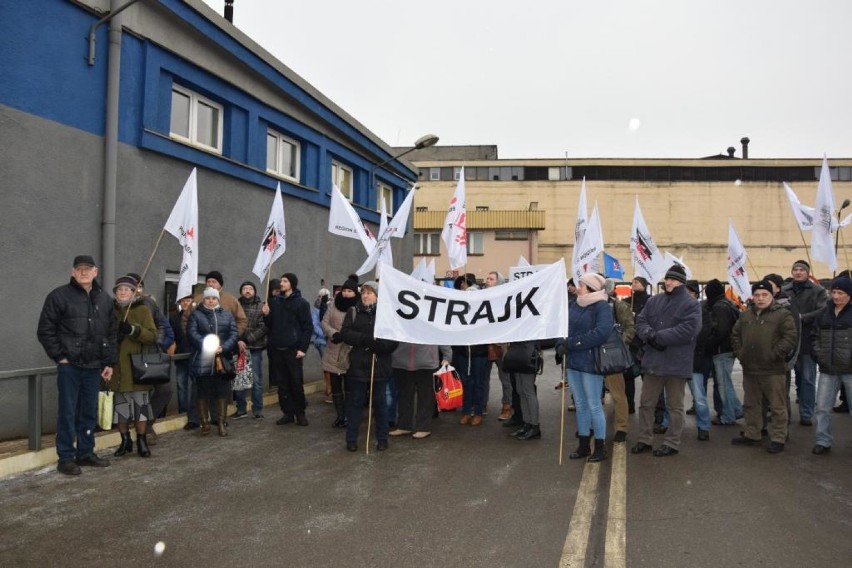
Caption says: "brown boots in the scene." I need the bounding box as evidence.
[497,403,514,421]
[197,399,211,435]
[217,399,228,437]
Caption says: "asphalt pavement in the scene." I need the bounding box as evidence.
[1,360,850,567]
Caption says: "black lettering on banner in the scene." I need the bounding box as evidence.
[497,296,512,322]
[445,300,470,325]
[470,301,495,325]
[516,287,540,317]
[423,295,447,322]
[396,290,420,319]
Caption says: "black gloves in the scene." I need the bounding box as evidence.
[331,332,343,344]
[118,321,134,336]
[555,343,567,357]
[555,352,564,365]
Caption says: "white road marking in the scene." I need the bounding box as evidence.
[604,443,627,568]
[559,462,601,567]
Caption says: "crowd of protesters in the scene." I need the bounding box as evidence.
[37,254,851,475]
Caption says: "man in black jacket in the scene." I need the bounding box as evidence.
[37,255,117,475]
[262,273,312,426]
[705,279,742,425]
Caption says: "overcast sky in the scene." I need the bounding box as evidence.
[201,0,852,160]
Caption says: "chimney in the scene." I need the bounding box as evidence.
[740,137,750,160]
[224,0,234,23]
[727,146,736,158]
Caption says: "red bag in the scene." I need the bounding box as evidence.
[434,364,464,412]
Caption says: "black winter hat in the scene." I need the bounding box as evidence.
[705,278,726,300]
[632,276,650,289]
[240,281,257,294]
[763,273,784,292]
[685,280,700,294]
[206,271,224,287]
[664,264,687,284]
[751,280,774,295]
[281,272,298,290]
[341,277,359,293]
[831,276,852,297]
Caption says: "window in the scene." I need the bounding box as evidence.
[415,206,428,212]
[476,206,489,211]
[169,85,223,153]
[429,168,441,181]
[332,160,353,200]
[467,232,484,255]
[453,167,463,181]
[378,183,393,213]
[495,230,529,241]
[266,130,300,182]
[415,233,441,255]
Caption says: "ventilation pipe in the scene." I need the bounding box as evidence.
[740,137,750,159]
[225,0,234,23]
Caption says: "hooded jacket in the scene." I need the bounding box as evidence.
[187,304,238,377]
[731,301,797,376]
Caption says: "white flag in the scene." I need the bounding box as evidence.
[355,194,394,276]
[251,183,287,280]
[328,184,375,253]
[573,202,604,281]
[727,220,752,301]
[840,212,852,229]
[630,198,667,283]
[387,186,416,238]
[516,255,531,267]
[811,157,837,272]
[664,251,692,280]
[570,177,589,278]
[410,258,436,284]
[441,168,467,269]
[783,182,815,231]
[163,168,199,301]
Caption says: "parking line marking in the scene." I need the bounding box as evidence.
[604,443,627,568]
[559,462,601,567]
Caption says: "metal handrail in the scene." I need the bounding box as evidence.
[0,354,190,452]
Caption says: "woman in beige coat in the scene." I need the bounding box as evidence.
[321,278,359,428]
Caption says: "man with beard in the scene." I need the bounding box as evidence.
[233,281,267,419]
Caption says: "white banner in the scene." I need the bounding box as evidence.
[630,197,667,283]
[573,202,603,281]
[375,259,569,344]
[251,183,286,280]
[783,182,815,231]
[441,169,468,270]
[664,251,692,280]
[328,184,375,253]
[811,157,837,272]
[727,219,752,301]
[508,264,549,281]
[163,168,199,301]
[570,177,589,278]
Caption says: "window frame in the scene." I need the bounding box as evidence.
[169,84,223,154]
[415,232,441,255]
[378,182,394,213]
[331,160,354,201]
[466,231,484,255]
[266,129,301,183]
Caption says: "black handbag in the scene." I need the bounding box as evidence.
[130,349,171,385]
[502,342,543,375]
[594,326,635,375]
[215,353,236,380]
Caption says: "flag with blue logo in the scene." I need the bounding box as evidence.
[603,252,624,279]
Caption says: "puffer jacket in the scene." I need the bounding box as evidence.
[811,302,852,375]
[392,342,452,372]
[110,299,157,393]
[635,285,701,378]
[187,305,238,377]
[37,278,117,368]
[556,297,613,374]
[339,301,398,382]
[731,302,797,376]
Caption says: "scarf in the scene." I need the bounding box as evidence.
[576,289,608,307]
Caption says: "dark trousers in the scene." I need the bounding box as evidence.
[395,368,436,432]
[56,364,101,461]
[271,348,306,417]
[149,380,173,422]
[345,378,389,444]
[510,371,523,422]
[197,374,231,401]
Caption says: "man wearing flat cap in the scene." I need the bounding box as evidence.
[731,280,797,453]
[781,259,828,425]
[37,255,117,475]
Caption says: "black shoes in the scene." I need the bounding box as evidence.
[653,424,668,434]
[588,439,607,462]
[331,417,348,429]
[516,425,541,440]
[570,436,591,459]
[631,442,652,454]
[230,411,248,420]
[767,441,785,453]
[137,434,151,457]
[686,405,696,415]
[114,432,133,457]
[296,415,309,426]
[812,444,830,455]
[183,422,200,431]
[613,431,627,443]
[346,442,357,452]
[76,454,111,467]
[833,402,849,413]
[57,460,81,475]
[376,440,388,451]
[276,415,295,425]
[799,418,813,426]
[697,430,710,441]
[653,444,678,457]
[731,435,761,446]
[509,423,529,438]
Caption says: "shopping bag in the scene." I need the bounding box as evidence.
[231,351,254,390]
[433,364,463,412]
[98,389,114,431]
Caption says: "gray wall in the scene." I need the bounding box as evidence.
[0,104,412,439]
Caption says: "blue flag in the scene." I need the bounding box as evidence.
[603,252,624,279]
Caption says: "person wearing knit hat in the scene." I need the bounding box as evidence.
[340,277,359,294]
[763,273,785,295]
[361,281,379,294]
[631,261,701,457]
[262,271,312,426]
[602,277,638,444]
[323,277,360,429]
[703,277,743,427]
[730,278,797,453]
[206,271,224,288]
[233,280,267,420]
[685,280,700,295]
[783,258,830,425]
[554,272,614,462]
[202,270,247,339]
[811,276,852,455]
[113,275,137,293]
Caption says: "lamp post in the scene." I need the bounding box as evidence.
[370,133,438,210]
[835,198,851,276]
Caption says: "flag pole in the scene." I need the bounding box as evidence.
[365,354,376,455]
[264,266,272,303]
[841,229,851,273]
[797,227,813,269]
[125,229,166,322]
[559,358,566,465]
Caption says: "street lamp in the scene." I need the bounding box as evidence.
[370,133,439,207]
[835,198,851,276]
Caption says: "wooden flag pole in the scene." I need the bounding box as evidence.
[124,229,166,322]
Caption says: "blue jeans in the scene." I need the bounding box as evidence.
[176,360,199,424]
[794,354,817,421]
[56,364,101,461]
[455,353,487,416]
[815,373,852,447]
[567,369,606,437]
[345,379,389,444]
[385,376,398,425]
[713,352,742,423]
[234,349,264,415]
[689,373,711,431]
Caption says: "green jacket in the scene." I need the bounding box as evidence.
[111,300,157,393]
[731,302,797,376]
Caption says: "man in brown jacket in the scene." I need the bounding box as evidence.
[730,280,798,453]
